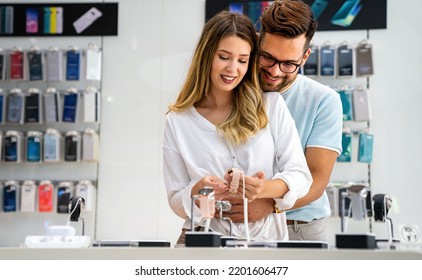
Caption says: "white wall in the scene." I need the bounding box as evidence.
[1,0,421,247]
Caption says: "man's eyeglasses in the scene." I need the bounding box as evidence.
[258,51,305,73]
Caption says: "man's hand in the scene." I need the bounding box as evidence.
[217,171,274,222]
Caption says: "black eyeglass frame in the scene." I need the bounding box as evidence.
[258,51,306,73]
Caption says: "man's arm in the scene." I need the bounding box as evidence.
[290,147,337,209]
[224,147,338,223]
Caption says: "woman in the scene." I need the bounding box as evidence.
[163,11,312,244]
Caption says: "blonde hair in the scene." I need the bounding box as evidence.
[169,11,268,145]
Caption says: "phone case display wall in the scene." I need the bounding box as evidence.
[0,41,102,246]
[301,39,375,221]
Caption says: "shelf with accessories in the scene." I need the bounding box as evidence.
[301,38,374,224]
[0,42,103,246]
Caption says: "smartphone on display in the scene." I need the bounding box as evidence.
[26,8,39,33]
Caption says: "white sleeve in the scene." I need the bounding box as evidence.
[267,93,312,209]
[162,114,203,224]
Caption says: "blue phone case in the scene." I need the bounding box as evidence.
[358,133,374,163]
[320,45,335,76]
[338,90,353,121]
[3,185,17,212]
[337,133,352,162]
[27,136,42,162]
[4,135,18,162]
[66,50,81,81]
[62,93,78,122]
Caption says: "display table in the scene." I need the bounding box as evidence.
[1,247,421,260]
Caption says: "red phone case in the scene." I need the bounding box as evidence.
[10,51,24,79]
[38,183,53,212]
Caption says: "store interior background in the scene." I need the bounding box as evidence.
[0,0,421,247]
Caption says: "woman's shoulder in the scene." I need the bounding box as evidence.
[263,91,287,109]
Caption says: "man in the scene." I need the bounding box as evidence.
[224,0,342,241]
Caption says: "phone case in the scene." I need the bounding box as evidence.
[303,45,318,76]
[66,50,81,81]
[320,45,335,76]
[43,7,51,34]
[352,88,371,122]
[83,91,99,123]
[4,132,23,163]
[337,90,353,121]
[331,0,362,27]
[55,7,63,34]
[0,94,4,123]
[64,132,81,162]
[38,183,53,212]
[6,93,24,124]
[28,51,44,81]
[3,184,18,212]
[62,92,78,122]
[4,6,14,34]
[46,50,63,81]
[9,51,24,80]
[26,8,39,33]
[356,43,374,77]
[43,131,61,162]
[311,0,328,20]
[337,45,354,77]
[337,132,352,162]
[358,133,374,163]
[25,92,41,123]
[0,53,5,80]
[44,92,60,123]
[57,185,73,213]
[26,134,42,163]
[20,181,36,212]
[86,49,102,80]
[73,7,103,34]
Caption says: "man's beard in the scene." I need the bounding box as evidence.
[260,69,296,93]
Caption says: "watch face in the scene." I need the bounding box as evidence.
[400,225,420,243]
[198,187,214,196]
